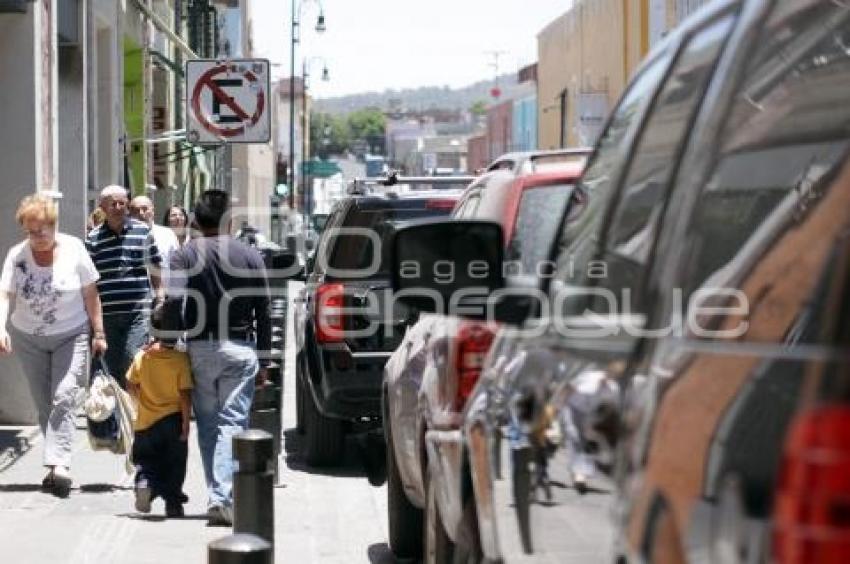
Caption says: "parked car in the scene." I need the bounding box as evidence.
[609,3,850,562]
[485,147,592,175]
[382,164,585,560]
[387,0,850,561]
[293,188,464,466]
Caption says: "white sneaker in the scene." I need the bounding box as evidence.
[208,505,233,526]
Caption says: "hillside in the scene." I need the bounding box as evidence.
[314,73,521,114]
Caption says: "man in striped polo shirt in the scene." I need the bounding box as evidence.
[86,185,163,387]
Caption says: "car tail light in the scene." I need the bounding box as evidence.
[453,321,495,411]
[316,283,345,343]
[426,198,458,211]
[773,405,850,563]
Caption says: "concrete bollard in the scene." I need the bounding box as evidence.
[232,430,275,545]
[208,533,272,564]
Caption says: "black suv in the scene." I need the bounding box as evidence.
[293,188,464,465]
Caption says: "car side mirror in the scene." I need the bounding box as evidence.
[391,219,504,317]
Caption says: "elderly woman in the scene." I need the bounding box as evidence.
[0,195,107,496]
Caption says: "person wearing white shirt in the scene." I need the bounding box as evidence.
[0,194,107,497]
[129,196,180,280]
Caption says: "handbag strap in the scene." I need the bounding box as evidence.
[88,354,112,390]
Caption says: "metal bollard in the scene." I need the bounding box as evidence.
[232,430,275,545]
[208,533,272,564]
[250,384,280,483]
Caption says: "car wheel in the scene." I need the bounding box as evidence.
[425,464,455,564]
[295,354,305,435]
[387,420,423,558]
[303,384,344,466]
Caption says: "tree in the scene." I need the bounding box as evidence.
[310,112,350,159]
[469,100,488,116]
[347,108,386,147]
[310,108,387,158]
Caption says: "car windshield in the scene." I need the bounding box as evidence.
[326,201,455,276]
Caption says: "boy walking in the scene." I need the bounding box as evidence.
[126,306,192,517]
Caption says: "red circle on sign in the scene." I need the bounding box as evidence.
[191,64,266,138]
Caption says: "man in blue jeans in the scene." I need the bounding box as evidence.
[86,185,163,386]
[168,190,270,526]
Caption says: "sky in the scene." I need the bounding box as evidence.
[251,0,574,99]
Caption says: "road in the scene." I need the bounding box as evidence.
[333,154,367,180]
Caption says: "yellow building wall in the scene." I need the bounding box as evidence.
[537,0,650,149]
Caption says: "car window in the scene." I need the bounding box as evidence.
[507,184,574,275]
[326,202,455,276]
[313,205,345,275]
[487,159,515,172]
[453,192,481,219]
[548,51,674,295]
[593,13,737,313]
[680,1,850,342]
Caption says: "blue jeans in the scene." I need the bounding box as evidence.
[103,312,149,388]
[188,339,258,509]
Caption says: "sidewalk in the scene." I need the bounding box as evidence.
[0,282,392,564]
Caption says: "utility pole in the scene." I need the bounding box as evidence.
[288,0,297,209]
[484,50,507,98]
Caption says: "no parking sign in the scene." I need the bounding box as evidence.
[186,59,270,144]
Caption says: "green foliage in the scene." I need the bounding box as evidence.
[310,108,386,158]
[469,100,488,116]
[347,108,386,140]
[310,112,350,158]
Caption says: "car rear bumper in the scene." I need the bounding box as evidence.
[310,343,392,422]
[425,429,465,541]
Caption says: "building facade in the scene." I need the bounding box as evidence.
[537,0,652,149]
[0,0,255,423]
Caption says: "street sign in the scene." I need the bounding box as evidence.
[302,159,341,178]
[186,59,270,144]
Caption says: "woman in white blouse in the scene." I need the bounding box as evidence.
[0,195,107,497]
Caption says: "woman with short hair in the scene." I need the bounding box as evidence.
[0,194,107,496]
[163,205,190,247]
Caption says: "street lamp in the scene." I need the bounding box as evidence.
[302,56,330,223]
[289,0,326,210]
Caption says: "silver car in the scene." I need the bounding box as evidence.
[383,166,584,561]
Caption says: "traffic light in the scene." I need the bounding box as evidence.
[276,161,288,185]
[270,195,281,245]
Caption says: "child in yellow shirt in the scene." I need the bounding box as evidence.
[126,305,193,518]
